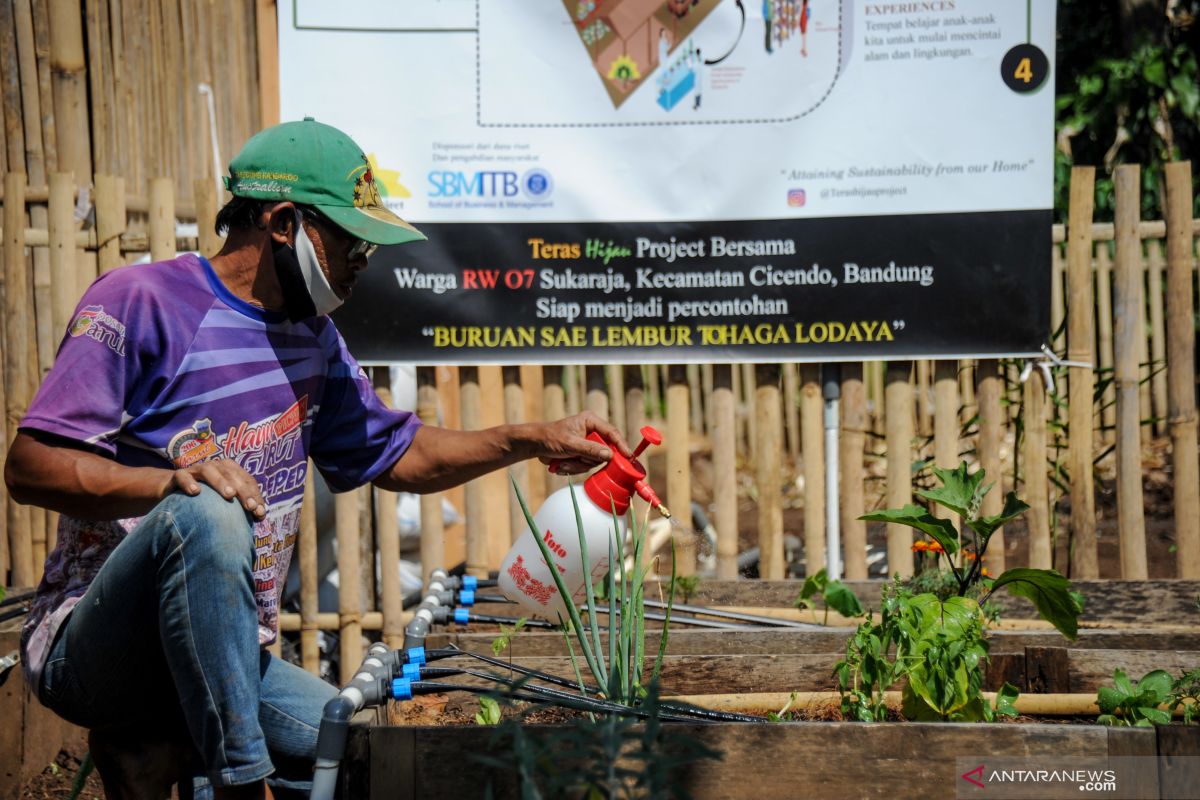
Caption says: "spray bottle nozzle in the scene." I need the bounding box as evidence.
[634,479,671,518]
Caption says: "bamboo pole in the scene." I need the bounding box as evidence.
[933,361,960,532]
[0,1,26,173]
[459,367,488,578]
[48,0,92,179]
[1067,166,1098,578]
[1096,242,1116,445]
[885,362,914,579]
[840,363,867,579]
[585,365,608,419]
[755,364,784,579]
[1136,242,1152,446]
[299,467,319,674]
[193,175,222,258]
[416,367,445,581]
[731,363,744,456]
[783,363,800,462]
[667,365,694,575]
[95,174,126,272]
[1164,161,1200,578]
[48,172,75,353]
[503,366,528,546]
[13,0,52,380]
[701,363,714,435]
[564,364,581,416]
[1023,369,1052,569]
[1111,164,1148,580]
[959,359,976,423]
[646,362,662,423]
[256,0,280,127]
[607,364,625,440]
[687,363,703,438]
[543,366,567,496]
[711,364,738,579]
[148,176,175,261]
[915,360,932,438]
[372,370,404,649]
[976,359,1006,572]
[336,487,363,684]
[870,361,885,436]
[1051,244,1066,349]
[3,172,33,586]
[742,363,756,460]
[280,612,386,634]
[1146,239,1167,436]
[623,365,645,448]
[799,365,824,574]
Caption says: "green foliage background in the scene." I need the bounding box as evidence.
[1055,0,1200,221]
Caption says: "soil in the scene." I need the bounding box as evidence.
[19,733,106,800]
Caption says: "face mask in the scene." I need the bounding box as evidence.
[271,210,345,322]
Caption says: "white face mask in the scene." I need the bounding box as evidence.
[294,210,344,317]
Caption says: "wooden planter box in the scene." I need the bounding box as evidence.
[343,717,1200,799]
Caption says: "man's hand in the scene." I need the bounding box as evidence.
[171,459,268,519]
[530,411,633,476]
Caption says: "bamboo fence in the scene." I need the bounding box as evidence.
[0,3,1199,686]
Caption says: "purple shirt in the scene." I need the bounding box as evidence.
[19,254,421,688]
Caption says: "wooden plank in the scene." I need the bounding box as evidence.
[358,722,1117,800]
[1066,648,1200,693]
[983,652,1025,692]
[1025,646,1071,693]
[1157,725,1200,800]
[1106,726,1159,799]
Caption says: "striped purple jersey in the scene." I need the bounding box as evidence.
[18,254,421,688]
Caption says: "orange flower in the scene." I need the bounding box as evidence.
[982,568,991,577]
[927,541,945,554]
[911,541,928,552]
[964,551,978,561]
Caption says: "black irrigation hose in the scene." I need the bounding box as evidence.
[406,680,705,723]
[0,604,31,624]
[438,645,767,724]
[0,590,35,608]
[466,613,556,628]
[470,594,516,605]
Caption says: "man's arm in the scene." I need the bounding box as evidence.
[374,411,631,494]
[5,431,268,521]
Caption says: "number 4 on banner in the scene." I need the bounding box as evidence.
[1001,43,1049,94]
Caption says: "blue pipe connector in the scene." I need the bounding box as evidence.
[454,607,471,626]
[391,678,413,701]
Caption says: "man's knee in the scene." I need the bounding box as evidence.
[151,485,257,566]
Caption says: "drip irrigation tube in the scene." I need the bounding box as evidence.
[580,605,754,630]
[640,598,823,629]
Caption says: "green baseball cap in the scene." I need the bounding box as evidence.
[225,117,425,246]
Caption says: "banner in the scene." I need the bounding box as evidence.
[279,0,1057,364]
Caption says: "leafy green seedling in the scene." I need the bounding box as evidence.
[1097,668,1174,727]
[491,617,527,657]
[767,691,799,722]
[794,568,865,625]
[475,696,503,726]
[669,575,701,604]
[1168,668,1200,725]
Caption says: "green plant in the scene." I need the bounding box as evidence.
[793,568,864,624]
[834,580,1020,722]
[1167,668,1200,725]
[491,617,528,657]
[475,695,503,726]
[860,462,1083,640]
[1097,668,1175,727]
[669,575,701,604]
[513,478,676,706]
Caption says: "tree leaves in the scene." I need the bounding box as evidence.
[987,568,1082,641]
[860,505,960,556]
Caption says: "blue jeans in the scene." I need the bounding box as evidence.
[39,486,336,793]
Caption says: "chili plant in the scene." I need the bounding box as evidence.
[512,478,676,707]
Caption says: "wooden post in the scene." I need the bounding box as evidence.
[564,364,581,416]
[1051,244,1066,350]
[336,488,363,684]
[915,360,932,438]
[1023,369,1052,569]
[1096,242,1116,445]
[416,367,445,582]
[1164,161,1199,578]
[48,172,75,361]
[646,362,662,423]
[742,363,757,460]
[667,365,694,575]
[543,366,567,496]
[687,363,703,438]
[459,367,488,577]
[976,359,1006,572]
[840,363,867,579]
[255,0,279,127]
[95,173,126,272]
[1137,243,1153,446]
[372,370,404,649]
[799,364,824,574]
[148,176,175,261]
[756,364,784,579]
[503,366,528,545]
[1111,164,1148,579]
[783,363,800,462]
[1147,239,1168,436]
[711,364,738,579]
[885,362,914,579]
[3,172,33,586]
[1067,166,1098,578]
[933,361,960,531]
[299,468,319,675]
[959,359,976,423]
